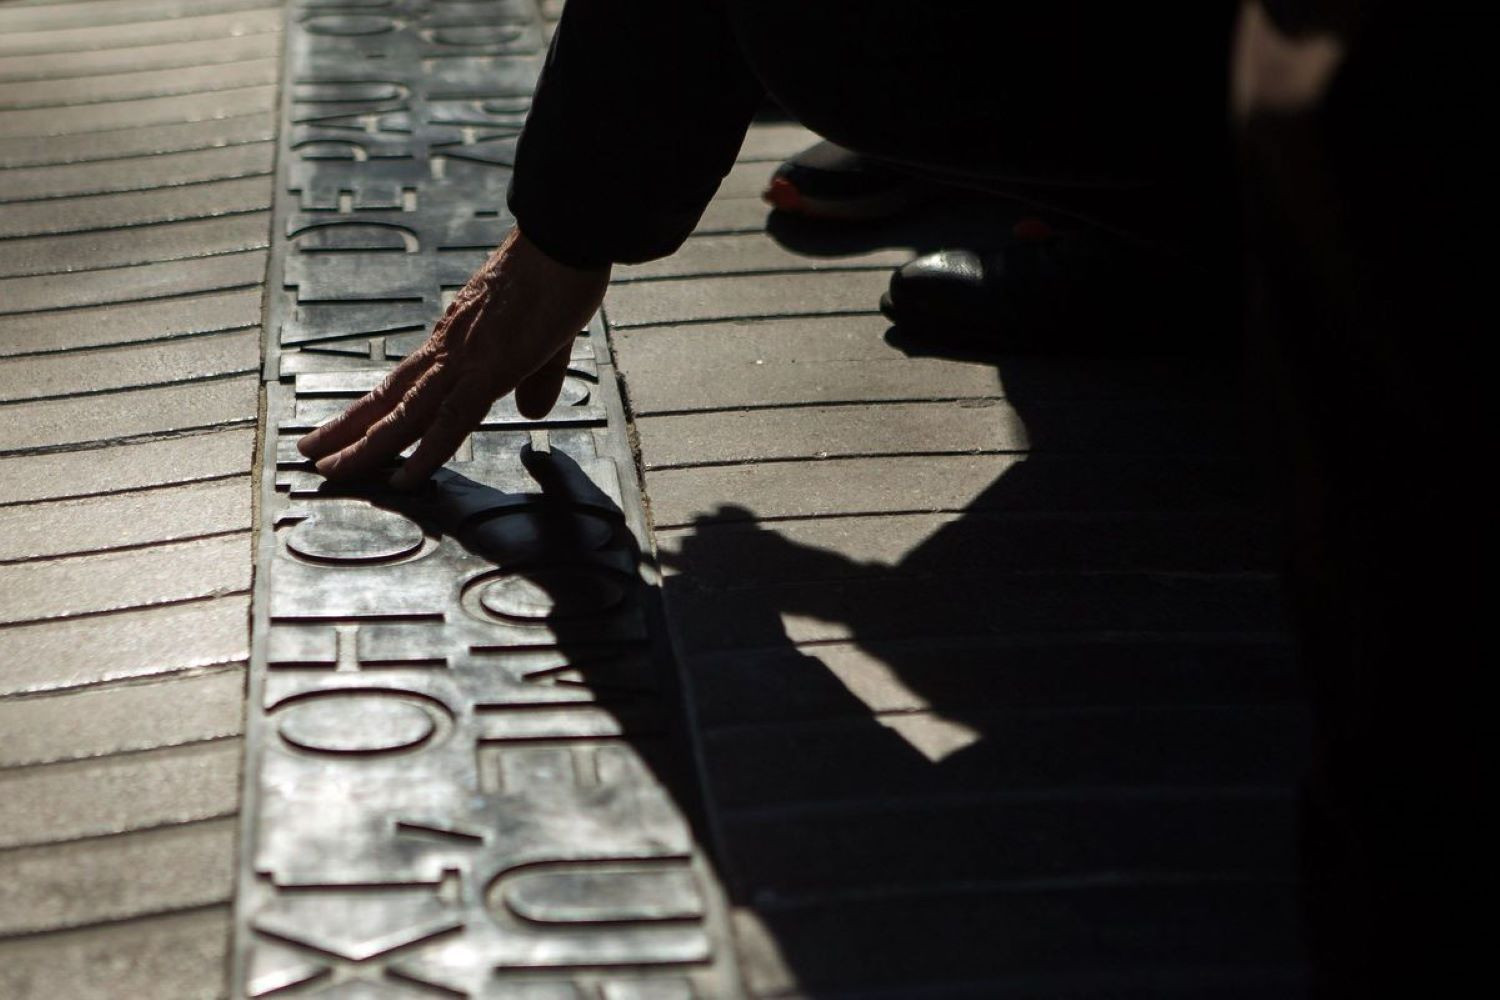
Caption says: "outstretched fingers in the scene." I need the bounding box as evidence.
[313,360,457,480]
[388,372,498,490]
[295,347,434,462]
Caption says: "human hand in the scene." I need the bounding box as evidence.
[296,228,610,489]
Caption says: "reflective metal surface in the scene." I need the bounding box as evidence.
[236,4,737,996]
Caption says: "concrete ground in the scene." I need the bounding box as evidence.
[0,1,1307,997]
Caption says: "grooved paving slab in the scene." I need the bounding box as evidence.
[0,250,267,314]
[0,477,250,561]
[0,596,249,696]
[646,453,1251,527]
[0,30,279,83]
[233,3,739,996]
[0,141,276,202]
[0,7,281,58]
[0,740,240,850]
[0,668,245,768]
[0,57,279,111]
[736,121,821,162]
[0,532,251,624]
[0,374,258,454]
[668,571,1283,650]
[727,793,1299,892]
[604,63,1307,994]
[0,907,231,1000]
[0,214,271,279]
[638,398,1237,467]
[731,890,1301,997]
[684,636,1296,728]
[0,819,237,936]
[615,231,911,282]
[0,0,275,34]
[692,195,779,236]
[0,428,254,502]
[0,289,263,356]
[0,175,273,237]
[0,329,260,401]
[0,83,277,138]
[0,4,274,989]
[0,110,276,168]
[657,511,1275,579]
[606,270,889,328]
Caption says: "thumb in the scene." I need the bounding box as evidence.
[513,342,573,419]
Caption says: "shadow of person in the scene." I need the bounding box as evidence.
[328,445,740,985]
[652,329,1313,996]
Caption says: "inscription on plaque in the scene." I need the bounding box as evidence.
[237,3,736,996]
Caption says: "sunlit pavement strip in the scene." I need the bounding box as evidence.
[237,2,739,996]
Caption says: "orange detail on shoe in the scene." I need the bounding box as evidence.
[763,176,806,213]
[1012,217,1054,242]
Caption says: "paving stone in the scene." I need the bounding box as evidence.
[645,454,1252,527]
[657,511,1275,581]
[704,707,1307,811]
[691,195,776,235]
[606,269,888,328]
[0,906,231,1000]
[638,398,1237,468]
[0,532,251,625]
[0,740,240,850]
[0,57,280,111]
[0,250,267,314]
[0,0,274,34]
[717,160,777,199]
[684,637,1296,728]
[736,122,821,162]
[0,110,275,168]
[0,667,244,768]
[0,328,260,402]
[0,6,281,58]
[0,374,258,454]
[731,886,1300,996]
[614,318,1219,412]
[0,476,250,561]
[0,288,263,356]
[0,427,254,503]
[639,400,1024,468]
[625,353,1005,413]
[0,175,272,237]
[0,595,249,696]
[605,315,906,363]
[666,571,1283,652]
[0,28,279,83]
[0,818,236,935]
[0,141,275,203]
[614,231,911,283]
[0,83,276,139]
[0,212,271,279]
[727,793,1297,896]
[615,314,1222,375]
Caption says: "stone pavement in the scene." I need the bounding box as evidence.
[0,1,1308,997]
[0,1,280,995]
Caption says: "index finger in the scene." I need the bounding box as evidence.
[297,343,432,462]
[388,372,497,490]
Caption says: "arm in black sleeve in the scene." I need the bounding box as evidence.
[507,0,764,268]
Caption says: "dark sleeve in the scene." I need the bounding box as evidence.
[507,0,764,267]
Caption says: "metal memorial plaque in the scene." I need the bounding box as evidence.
[237,3,738,996]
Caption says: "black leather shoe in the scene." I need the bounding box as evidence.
[881,220,1212,354]
[764,140,939,221]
